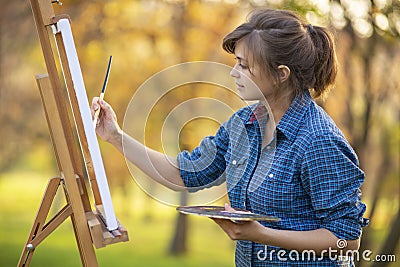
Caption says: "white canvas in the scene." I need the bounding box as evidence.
[54,19,118,231]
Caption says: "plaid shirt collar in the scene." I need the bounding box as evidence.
[277,91,312,142]
[245,92,313,142]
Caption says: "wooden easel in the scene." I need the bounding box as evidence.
[18,1,128,266]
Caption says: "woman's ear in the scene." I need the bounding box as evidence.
[277,65,290,83]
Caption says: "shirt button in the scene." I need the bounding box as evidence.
[232,160,237,165]
[268,173,274,178]
[266,145,271,150]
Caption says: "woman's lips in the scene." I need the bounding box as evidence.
[236,83,244,89]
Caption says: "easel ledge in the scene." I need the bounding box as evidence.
[18,1,129,266]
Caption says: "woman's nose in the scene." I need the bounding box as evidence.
[230,64,240,78]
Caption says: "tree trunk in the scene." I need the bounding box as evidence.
[168,191,188,255]
[371,207,400,267]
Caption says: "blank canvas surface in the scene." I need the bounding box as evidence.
[55,19,118,231]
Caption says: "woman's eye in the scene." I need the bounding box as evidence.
[234,57,249,70]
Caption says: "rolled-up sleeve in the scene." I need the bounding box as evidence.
[302,133,369,240]
[177,123,229,192]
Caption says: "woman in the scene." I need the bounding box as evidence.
[92,9,368,266]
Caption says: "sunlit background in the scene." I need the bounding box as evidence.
[0,0,399,266]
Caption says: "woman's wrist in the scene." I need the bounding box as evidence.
[255,224,275,245]
[108,128,123,148]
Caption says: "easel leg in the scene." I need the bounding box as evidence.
[64,181,98,267]
[17,175,100,267]
[35,74,99,267]
[18,177,62,267]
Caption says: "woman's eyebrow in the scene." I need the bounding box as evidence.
[234,55,248,62]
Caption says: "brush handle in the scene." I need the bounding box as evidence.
[93,55,112,128]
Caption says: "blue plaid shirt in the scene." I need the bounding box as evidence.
[178,92,368,266]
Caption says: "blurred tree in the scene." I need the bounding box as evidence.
[167,1,190,255]
[0,0,52,173]
[327,1,400,264]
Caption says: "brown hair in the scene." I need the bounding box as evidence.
[222,9,337,99]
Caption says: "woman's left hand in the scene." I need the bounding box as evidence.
[211,204,267,244]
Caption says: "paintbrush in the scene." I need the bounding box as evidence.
[93,55,112,128]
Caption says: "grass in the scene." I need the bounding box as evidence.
[1,170,397,267]
[0,171,234,267]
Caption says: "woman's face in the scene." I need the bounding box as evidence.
[230,40,275,102]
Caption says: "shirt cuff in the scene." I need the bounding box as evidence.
[321,215,369,240]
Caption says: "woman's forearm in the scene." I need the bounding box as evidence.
[109,130,185,191]
[259,227,360,254]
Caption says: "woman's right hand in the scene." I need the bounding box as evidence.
[91,97,122,145]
